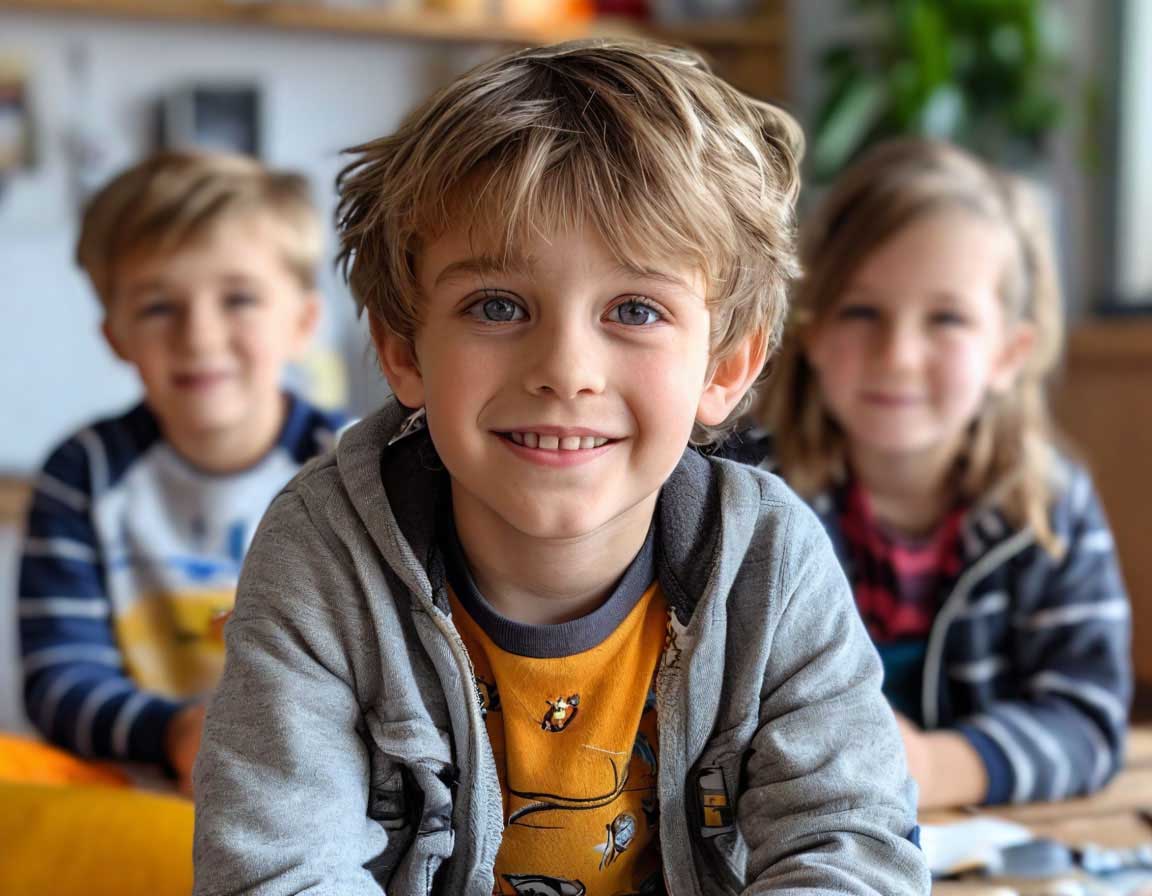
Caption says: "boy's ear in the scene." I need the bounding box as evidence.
[295,291,322,349]
[369,314,425,409]
[990,320,1036,394]
[696,330,769,427]
[101,318,129,363]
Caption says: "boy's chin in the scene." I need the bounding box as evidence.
[503,498,655,544]
[153,403,264,446]
[159,407,244,434]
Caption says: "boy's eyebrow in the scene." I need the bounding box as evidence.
[122,277,170,298]
[432,255,699,294]
[433,254,535,286]
[612,262,696,292]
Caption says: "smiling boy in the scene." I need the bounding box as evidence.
[193,41,929,895]
[18,152,344,792]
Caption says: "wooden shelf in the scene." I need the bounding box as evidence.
[0,476,31,525]
[1064,318,1152,367]
[652,14,785,50]
[0,0,588,43]
[0,0,784,49]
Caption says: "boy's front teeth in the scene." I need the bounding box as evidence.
[509,433,608,450]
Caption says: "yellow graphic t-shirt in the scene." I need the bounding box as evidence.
[449,582,667,896]
[114,587,233,697]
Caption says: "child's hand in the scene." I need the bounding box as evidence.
[165,703,206,798]
[893,712,931,781]
[893,712,988,810]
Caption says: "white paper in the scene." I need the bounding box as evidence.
[921,815,1035,876]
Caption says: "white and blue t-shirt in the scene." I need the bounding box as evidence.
[18,394,344,767]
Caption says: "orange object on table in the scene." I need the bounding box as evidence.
[0,734,130,787]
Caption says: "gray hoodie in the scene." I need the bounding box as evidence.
[192,400,930,895]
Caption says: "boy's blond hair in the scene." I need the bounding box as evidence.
[77,151,322,306]
[336,38,803,442]
[763,138,1065,552]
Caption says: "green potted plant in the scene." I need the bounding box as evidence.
[810,0,1069,181]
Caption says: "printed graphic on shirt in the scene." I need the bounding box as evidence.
[506,746,634,827]
[661,613,688,675]
[502,875,586,896]
[476,676,501,717]
[102,492,254,699]
[113,587,233,696]
[450,583,668,896]
[541,694,580,732]
[595,811,637,869]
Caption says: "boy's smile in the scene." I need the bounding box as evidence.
[497,427,616,468]
[376,223,758,593]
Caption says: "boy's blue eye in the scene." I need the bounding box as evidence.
[467,295,525,323]
[930,310,967,327]
[137,300,174,319]
[609,299,662,326]
[225,291,259,309]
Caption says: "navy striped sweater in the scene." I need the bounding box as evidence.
[18,394,344,768]
[721,432,1132,804]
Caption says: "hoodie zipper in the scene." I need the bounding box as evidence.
[920,528,1034,728]
[657,625,743,896]
[424,603,499,894]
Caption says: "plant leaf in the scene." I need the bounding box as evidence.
[812,76,887,179]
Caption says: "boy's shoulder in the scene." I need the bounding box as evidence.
[671,446,815,526]
[654,447,833,611]
[709,426,775,470]
[276,392,349,465]
[36,394,347,508]
[36,402,162,501]
[693,450,825,565]
[265,402,416,538]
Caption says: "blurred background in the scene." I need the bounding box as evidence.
[0,0,1148,722]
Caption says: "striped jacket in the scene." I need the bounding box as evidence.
[723,434,1132,804]
[18,395,344,769]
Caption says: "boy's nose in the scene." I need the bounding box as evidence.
[523,323,606,399]
[179,302,228,353]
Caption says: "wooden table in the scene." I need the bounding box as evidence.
[923,727,1152,894]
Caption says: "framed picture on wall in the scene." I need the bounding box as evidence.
[156,84,261,157]
[0,54,34,176]
[1107,0,1152,312]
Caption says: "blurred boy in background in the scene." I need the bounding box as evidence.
[16,151,345,794]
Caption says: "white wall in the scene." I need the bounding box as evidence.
[0,12,494,472]
[1116,0,1152,304]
